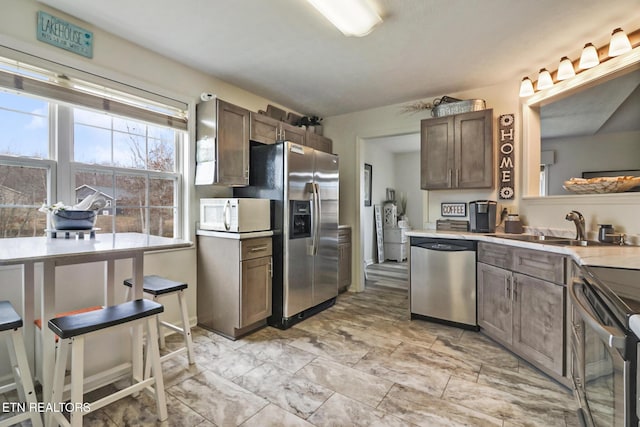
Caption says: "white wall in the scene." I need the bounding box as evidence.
[0,0,300,379]
[361,142,397,263]
[393,151,422,229]
[542,130,640,195]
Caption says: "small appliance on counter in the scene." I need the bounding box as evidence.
[504,214,524,234]
[199,198,270,232]
[469,200,497,233]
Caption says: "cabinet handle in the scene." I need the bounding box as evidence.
[249,245,268,252]
[456,169,460,186]
[504,276,509,299]
[269,257,273,278]
[448,169,452,186]
[512,277,518,302]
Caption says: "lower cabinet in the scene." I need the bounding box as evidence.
[477,242,566,381]
[338,226,352,292]
[197,235,272,339]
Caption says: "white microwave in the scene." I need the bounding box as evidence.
[199,198,270,232]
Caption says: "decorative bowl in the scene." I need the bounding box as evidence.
[52,210,97,230]
[563,176,640,194]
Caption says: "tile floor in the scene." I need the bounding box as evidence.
[2,283,578,426]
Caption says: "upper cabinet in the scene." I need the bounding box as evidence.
[306,132,333,153]
[196,98,250,186]
[250,113,306,146]
[420,109,494,190]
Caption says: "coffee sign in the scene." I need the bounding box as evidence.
[498,114,515,200]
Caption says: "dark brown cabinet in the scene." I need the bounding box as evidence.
[249,113,306,146]
[196,98,250,186]
[338,226,352,292]
[420,109,493,190]
[197,235,272,339]
[477,242,566,379]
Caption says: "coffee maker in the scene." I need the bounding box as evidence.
[469,200,497,233]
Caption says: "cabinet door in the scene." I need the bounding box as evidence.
[420,116,454,189]
[307,132,333,153]
[217,99,250,185]
[240,256,272,327]
[512,273,565,375]
[250,112,279,144]
[281,122,306,146]
[477,262,512,344]
[455,109,493,188]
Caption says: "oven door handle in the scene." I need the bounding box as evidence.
[568,280,626,350]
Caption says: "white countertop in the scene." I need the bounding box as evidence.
[406,230,640,270]
[196,229,274,240]
[0,232,193,265]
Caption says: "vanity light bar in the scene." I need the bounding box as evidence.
[520,27,640,97]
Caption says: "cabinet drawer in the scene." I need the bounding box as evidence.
[478,242,513,269]
[512,248,565,284]
[241,237,272,261]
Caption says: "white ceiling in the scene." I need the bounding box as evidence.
[366,133,420,153]
[38,0,640,118]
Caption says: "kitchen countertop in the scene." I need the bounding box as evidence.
[196,229,274,239]
[406,230,640,270]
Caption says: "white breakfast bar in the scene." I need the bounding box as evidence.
[0,232,192,405]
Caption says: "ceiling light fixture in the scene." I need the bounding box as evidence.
[519,77,534,97]
[306,0,382,37]
[556,56,575,80]
[608,28,632,56]
[579,43,600,69]
[536,69,553,90]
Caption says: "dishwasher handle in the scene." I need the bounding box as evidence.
[414,242,472,252]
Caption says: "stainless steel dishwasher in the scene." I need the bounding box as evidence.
[410,237,478,330]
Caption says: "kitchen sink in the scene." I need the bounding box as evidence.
[484,234,569,243]
[485,234,612,247]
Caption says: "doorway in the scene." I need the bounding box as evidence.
[361,133,421,291]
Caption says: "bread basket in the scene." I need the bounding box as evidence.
[563,176,640,194]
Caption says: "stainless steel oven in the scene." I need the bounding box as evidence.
[568,266,639,427]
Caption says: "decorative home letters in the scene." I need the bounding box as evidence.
[498,114,515,200]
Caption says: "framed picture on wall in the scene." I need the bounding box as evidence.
[364,163,372,206]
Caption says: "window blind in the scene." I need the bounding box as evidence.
[0,58,187,131]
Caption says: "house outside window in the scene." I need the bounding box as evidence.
[0,57,187,238]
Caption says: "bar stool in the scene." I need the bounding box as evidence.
[123,275,195,365]
[0,300,43,427]
[48,299,167,427]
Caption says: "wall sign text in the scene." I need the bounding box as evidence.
[37,11,93,58]
[498,114,515,200]
[441,202,467,217]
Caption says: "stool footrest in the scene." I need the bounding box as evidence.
[48,300,163,339]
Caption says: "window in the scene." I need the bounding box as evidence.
[0,57,187,239]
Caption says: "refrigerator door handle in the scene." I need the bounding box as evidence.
[314,182,321,255]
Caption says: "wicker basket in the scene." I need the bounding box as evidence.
[563,176,640,194]
[432,99,486,117]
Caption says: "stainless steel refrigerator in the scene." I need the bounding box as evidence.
[234,141,339,329]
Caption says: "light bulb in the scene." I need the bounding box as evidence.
[536,68,553,90]
[519,77,534,97]
[609,28,632,57]
[557,56,575,80]
[579,43,600,69]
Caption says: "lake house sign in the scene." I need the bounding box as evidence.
[498,114,515,200]
[37,11,93,58]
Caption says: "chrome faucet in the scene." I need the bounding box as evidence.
[565,210,586,241]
